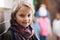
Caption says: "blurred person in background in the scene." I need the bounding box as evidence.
[37,4,52,40]
[52,12,60,40]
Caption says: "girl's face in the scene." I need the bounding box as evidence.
[15,5,33,27]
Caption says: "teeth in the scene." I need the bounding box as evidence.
[0,20,10,24]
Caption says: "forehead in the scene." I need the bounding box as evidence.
[17,5,32,15]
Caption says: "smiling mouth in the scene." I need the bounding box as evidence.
[22,22,29,24]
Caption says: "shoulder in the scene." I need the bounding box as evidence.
[4,30,12,36]
[2,30,12,40]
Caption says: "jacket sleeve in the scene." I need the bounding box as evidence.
[2,31,12,40]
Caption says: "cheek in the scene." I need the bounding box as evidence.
[16,18,24,25]
[29,15,32,19]
[29,16,33,23]
[16,16,23,23]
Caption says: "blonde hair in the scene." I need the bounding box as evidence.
[12,1,35,14]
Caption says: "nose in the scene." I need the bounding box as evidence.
[24,17,29,22]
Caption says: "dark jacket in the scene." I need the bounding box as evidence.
[0,26,38,40]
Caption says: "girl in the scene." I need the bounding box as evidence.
[0,2,38,40]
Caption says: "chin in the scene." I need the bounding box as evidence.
[23,25,29,27]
